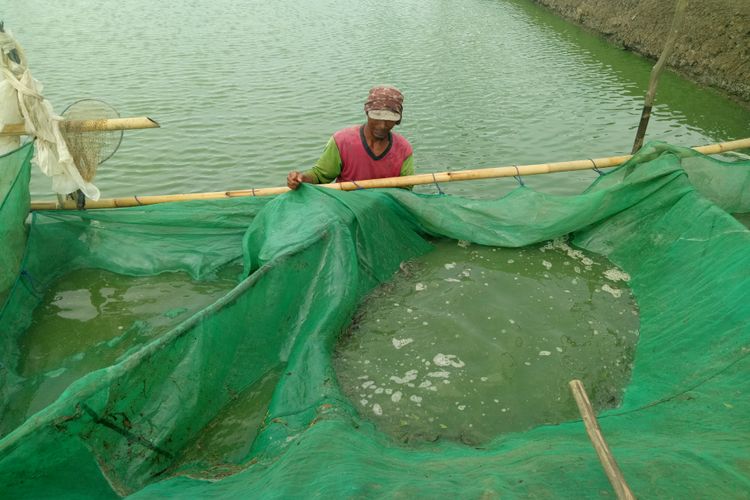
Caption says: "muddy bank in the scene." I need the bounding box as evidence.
[531,0,750,104]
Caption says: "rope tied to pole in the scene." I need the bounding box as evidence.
[513,165,525,186]
[589,159,605,176]
[431,172,445,195]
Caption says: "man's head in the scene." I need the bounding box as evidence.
[364,85,404,124]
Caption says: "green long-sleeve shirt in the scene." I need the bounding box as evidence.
[304,137,414,184]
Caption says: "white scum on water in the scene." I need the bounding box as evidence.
[601,284,623,298]
[392,338,414,349]
[335,237,639,441]
[603,268,631,282]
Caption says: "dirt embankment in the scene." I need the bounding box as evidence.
[531,0,750,104]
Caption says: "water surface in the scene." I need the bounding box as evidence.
[3,0,744,447]
[4,0,748,200]
[335,239,639,444]
[3,266,240,435]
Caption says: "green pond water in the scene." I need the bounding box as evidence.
[5,0,749,200]
[173,366,283,475]
[335,239,638,444]
[3,0,747,448]
[2,266,241,436]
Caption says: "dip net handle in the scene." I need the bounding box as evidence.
[0,117,159,136]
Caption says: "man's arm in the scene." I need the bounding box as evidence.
[399,154,414,177]
[399,154,414,190]
[287,137,342,190]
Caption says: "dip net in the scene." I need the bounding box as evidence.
[60,98,123,183]
[0,141,749,498]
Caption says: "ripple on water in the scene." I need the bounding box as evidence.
[11,0,746,200]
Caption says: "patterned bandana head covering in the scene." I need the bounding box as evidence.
[364,85,404,124]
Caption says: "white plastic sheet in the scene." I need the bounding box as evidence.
[0,30,100,199]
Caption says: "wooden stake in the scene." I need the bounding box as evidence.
[0,117,160,136]
[569,380,635,500]
[29,136,750,211]
[631,0,689,154]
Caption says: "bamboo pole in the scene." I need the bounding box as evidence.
[29,136,750,211]
[0,117,160,136]
[631,0,689,154]
[569,380,636,500]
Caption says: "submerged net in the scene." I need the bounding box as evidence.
[0,141,749,498]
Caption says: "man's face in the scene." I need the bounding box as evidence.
[367,116,397,140]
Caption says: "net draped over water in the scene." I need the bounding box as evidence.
[0,141,749,498]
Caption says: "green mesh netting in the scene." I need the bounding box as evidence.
[0,141,748,498]
[0,142,32,307]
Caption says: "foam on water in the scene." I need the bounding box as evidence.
[334,237,640,445]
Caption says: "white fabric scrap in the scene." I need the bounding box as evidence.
[0,30,100,199]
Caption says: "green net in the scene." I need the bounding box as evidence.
[0,142,32,307]
[0,141,748,498]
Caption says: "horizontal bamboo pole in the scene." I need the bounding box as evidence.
[0,117,159,136]
[569,379,635,500]
[29,136,750,211]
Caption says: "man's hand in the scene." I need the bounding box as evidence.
[287,171,310,190]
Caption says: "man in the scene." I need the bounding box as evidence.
[286,85,414,189]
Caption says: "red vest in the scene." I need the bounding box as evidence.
[333,126,412,182]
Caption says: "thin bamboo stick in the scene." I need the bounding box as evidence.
[29,136,750,211]
[0,117,160,136]
[569,379,636,500]
[631,0,689,153]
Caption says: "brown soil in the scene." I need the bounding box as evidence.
[531,0,750,104]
